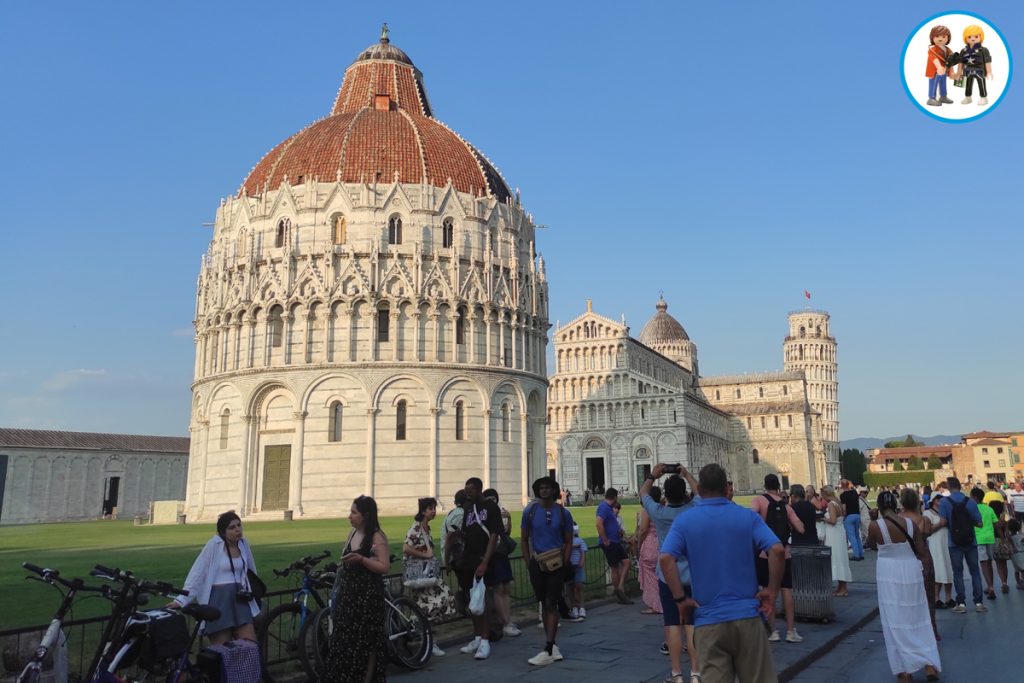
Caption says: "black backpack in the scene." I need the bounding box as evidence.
[762,494,791,545]
[949,497,975,547]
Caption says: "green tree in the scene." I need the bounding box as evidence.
[907,456,924,470]
[840,448,867,485]
[927,455,943,469]
[892,460,905,472]
[884,434,925,449]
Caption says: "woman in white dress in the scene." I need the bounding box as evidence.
[821,485,852,596]
[868,491,941,682]
[924,496,954,608]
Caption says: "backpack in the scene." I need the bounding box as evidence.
[762,494,791,545]
[949,497,976,547]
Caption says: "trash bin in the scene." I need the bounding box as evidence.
[789,544,834,621]
[284,510,293,521]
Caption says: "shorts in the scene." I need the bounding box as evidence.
[601,542,628,567]
[658,580,693,626]
[756,556,793,590]
[977,543,995,562]
[455,554,489,592]
[572,564,585,584]
[485,554,513,586]
[529,559,565,609]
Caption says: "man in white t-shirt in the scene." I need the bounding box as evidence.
[1007,482,1024,523]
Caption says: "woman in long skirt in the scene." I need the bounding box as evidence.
[923,496,954,608]
[868,491,941,682]
[634,486,661,614]
[821,486,852,596]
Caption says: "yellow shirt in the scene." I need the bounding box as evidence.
[982,490,1005,506]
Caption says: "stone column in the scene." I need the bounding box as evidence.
[366,408,378,496]
[283,312,295,365]
[449,311,459,362]
[485,311,494,365]
[482,409,492,489]
[391,310,400,361]
[239,415,253,515]
[324,308,335,363]
[511,321,520,370]
[247,320,257,368]
[193,420,210,517]
[370,307,379,362]
[520,415,530,507]
[469,314,479,364]
[193,333,203,379]
[499,315,506,367]
[346,307,356,362]
[430,314,440,362]
[232,322,243,370]
[412,311,422,362]
[429,407,440,499]
[289,411,307,516]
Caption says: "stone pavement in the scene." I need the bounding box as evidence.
[789,567,1023,682]
[393,554,881,682]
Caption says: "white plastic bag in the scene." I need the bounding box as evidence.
[468,576,486,616]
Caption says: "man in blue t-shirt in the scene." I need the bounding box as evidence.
[596,487,632,604]
[660,463,783,683]
[938,477,985,612]
[521,476,574,667]
[640,463,701,683]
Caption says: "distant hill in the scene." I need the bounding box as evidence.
[840,435,962,452]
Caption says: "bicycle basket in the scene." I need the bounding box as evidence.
[138,609,190,672]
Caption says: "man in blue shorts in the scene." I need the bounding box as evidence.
[596,487,632,604]
[660,463,783,683]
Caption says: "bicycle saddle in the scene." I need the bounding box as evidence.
[180,603,222,622]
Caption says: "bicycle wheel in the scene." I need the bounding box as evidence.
[299,606,331,681]
[257,602,305,683]
[385,597,432,670]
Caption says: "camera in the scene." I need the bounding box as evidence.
[662,463,682,475]
[236,590,254,603]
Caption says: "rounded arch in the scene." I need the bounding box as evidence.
[300,372,370,411]
[371,373,432,409]
[248,380,296,420]
[489,378,527,412]
[200,380,244,421]
[436,375,487,410]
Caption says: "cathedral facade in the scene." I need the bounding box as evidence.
[548,299,839,495]
[185,31,549,521]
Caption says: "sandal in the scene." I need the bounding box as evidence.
[641,608,660,615]
[925,664,940,681]
[934,599,945,609]
[832,590,849,597]
[1001,584,1010,593]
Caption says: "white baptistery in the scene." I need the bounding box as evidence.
[185,29,550,520]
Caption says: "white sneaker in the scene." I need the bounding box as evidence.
[569,607,579,620]
[786,630,804,643]
[503,623,521,637]
[460,637,480,654]
[976,602,988,613]
[528,649,557,666]
[552,644,564,661]
[432,644,446,656]
[768,630,780,642]
[962,97,973,104]
[474,640,491,660]
[979,97,989,105]
[578,607,587,618]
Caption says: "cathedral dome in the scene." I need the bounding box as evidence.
[240,28,511,201]
[639,296,690,344]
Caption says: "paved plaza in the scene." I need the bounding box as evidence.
[393,554,904,682]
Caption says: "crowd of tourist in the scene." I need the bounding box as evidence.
[170,473,1024,683]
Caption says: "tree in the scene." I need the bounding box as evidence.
[927,455,943,469]
[892,460,905,472]
[907,456,924,470]
[884,434,925,449]
[841,448,867,485]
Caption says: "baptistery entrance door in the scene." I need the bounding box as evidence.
[262,445,291,511]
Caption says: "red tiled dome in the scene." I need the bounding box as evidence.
[240,32,510,201]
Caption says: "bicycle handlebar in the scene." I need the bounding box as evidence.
[273,549,333,577]
[88,564,187,596]
[23,562,110,594]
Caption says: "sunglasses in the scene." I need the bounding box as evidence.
[545,509,553,525]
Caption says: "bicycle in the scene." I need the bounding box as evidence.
[16,563,112,683]
[257,550,333,683]
[307,566,432,676]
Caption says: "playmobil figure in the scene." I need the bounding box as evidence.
[955,24,993,105]
[925,25,954,106]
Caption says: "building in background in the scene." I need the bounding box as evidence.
[548,298,838,495]
[866,430,1024,485]
[186,29,549,520]
[0,429,187,524]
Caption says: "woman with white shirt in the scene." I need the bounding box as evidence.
[170,510,260,643]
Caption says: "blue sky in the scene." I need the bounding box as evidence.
[0,1,1020,440]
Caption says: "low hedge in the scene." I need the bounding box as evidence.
[863,471,938,487]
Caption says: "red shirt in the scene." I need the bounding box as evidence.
[926,45,950,78]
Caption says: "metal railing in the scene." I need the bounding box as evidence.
[0,548,636,680]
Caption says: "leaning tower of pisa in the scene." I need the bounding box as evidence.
[783,310,839,479]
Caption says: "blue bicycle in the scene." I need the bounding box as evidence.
[256,550,333,683]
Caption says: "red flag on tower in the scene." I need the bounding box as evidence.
[804,290,811,300]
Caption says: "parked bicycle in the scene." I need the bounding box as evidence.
[307,567,433,676]
[257,550,333,683]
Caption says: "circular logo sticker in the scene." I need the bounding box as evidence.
[901,11,1012,122]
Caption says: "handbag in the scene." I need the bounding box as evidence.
[534,547,564,572]
[994,537,1014,562]
[402,556,441,588]
[246,570,267,602]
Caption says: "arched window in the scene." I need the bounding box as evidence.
[774,415,779,428]
[760,416,766,428]
[735,388,741,399]
[758,386,764,398]
[455,400,465,441]
[783,385,788,396]
[328,401,343,442]
[268,307,284,347]
[799,326,806,338]
[388,215,403,245]
[752,448,759,464]
[219,409,230,449]
[715,390,720,401]
[396,400,407,440]
[275,218,289,248]
[501,403,511,442]
[377,304,390,342]
[333,215,347,245]
[442,218,454,249]
[635,447,649,459]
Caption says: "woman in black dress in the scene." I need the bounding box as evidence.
[325,495,391,683]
